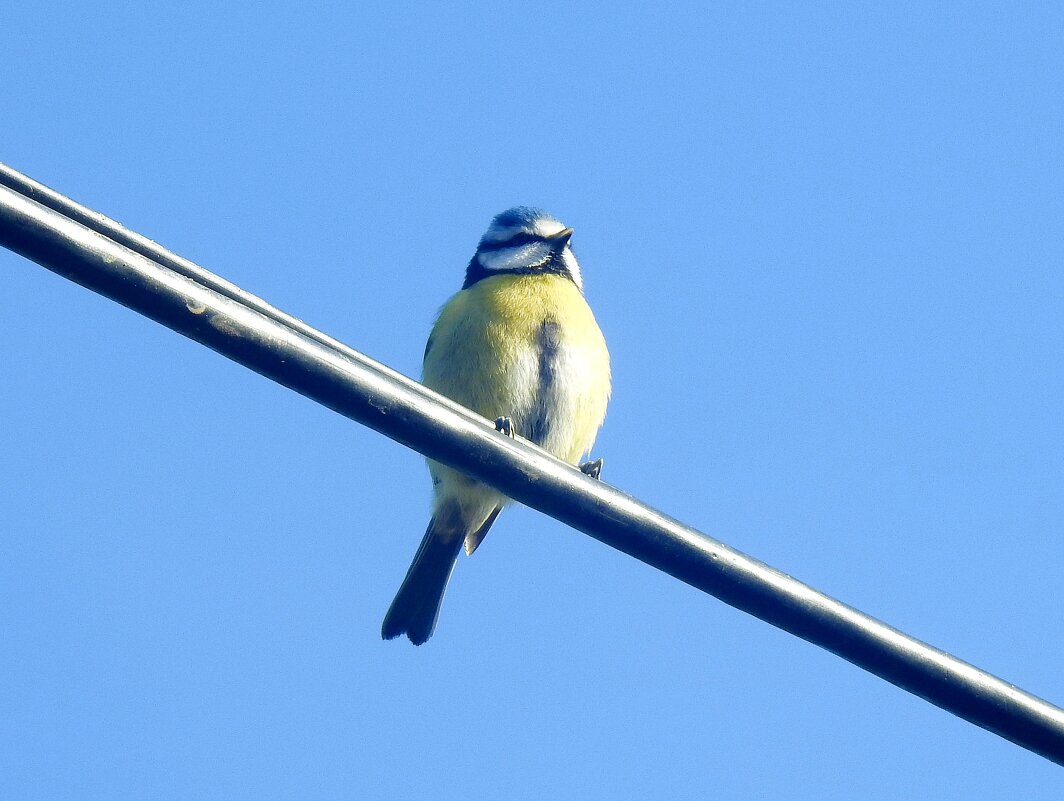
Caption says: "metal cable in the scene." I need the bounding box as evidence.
[1,170,1062,765]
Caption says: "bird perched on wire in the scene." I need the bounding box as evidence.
[382,207,611,645]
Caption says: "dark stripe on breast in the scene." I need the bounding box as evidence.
[527,320,561,446]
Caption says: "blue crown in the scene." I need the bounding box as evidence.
[489,206,556,230]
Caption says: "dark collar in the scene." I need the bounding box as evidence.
[462,252,578,290]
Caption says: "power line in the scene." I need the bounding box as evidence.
[0,163,489,431]
[1,164,1062,765]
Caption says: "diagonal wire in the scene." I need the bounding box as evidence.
[1,164,1062,766]
[0,162,488,430]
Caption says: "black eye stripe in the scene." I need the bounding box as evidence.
[477,232,545,252]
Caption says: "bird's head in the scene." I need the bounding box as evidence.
[464,207,583,290]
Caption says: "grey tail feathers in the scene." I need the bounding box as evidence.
[381,513,465,645]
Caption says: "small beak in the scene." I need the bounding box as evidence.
[548,227,574,248]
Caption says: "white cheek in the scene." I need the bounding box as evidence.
[478,242,552,272]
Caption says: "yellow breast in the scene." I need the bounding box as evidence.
[423,273,610,463]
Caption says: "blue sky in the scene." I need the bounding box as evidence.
[2,3,1063,798]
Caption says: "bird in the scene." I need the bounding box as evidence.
[381,207,611,645]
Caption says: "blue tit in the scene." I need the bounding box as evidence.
[382,207,611,645]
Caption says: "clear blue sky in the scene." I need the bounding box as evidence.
[2,3,1062,798]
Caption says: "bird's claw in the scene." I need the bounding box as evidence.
[579,458,603,480]
[494,417,515,438]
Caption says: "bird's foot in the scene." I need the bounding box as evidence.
[494,417,515,438]
[579,458,603,480]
